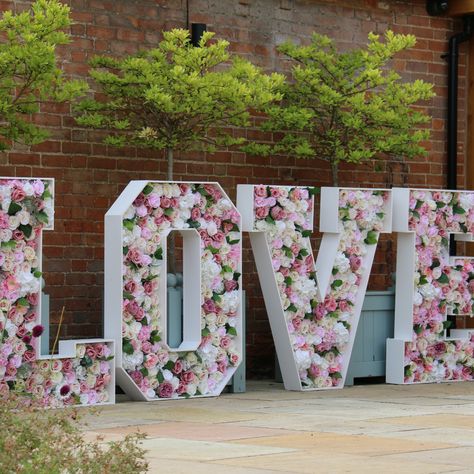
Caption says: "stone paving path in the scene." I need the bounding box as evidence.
[81,381,474,473]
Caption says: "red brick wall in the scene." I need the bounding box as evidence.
[0,0,466,377]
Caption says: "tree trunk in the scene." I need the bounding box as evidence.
[330,160,339,187]
[166,147,176,274]
[167,147,173,181]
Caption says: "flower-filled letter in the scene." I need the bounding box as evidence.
[238,185,392,390]
[0,178,115,407]
[387,188,474,384]
[105,181,242,400]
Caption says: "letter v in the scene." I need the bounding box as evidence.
[237,185,392,391]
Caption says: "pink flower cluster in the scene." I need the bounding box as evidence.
[254,186,387,389]
[0,179,113,406]
[122,183,241,398]
[404,190,474,383]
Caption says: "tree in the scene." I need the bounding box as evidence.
[244,31,435,185]
[75,28,284,181]
[0,0,87,151]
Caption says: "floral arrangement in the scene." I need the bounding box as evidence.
[0,178,113,407]
[404,190,474,383]
[121,182,241,398]
[253,186,388,388]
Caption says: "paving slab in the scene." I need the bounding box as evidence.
[94,421,291,442]
[230,431,455,456]
[140,437,296,461]
[210,451,462,474]
[370,413,474,429]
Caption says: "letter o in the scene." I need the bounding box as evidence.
[105,181,242,400]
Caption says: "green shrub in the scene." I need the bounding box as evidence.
[0,398,148,474]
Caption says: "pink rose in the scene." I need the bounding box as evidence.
[11,187,26,202]
[191,207,201,221]
[224,280,238,292]
[254,185,267,198]
[220,335,232,349]
[144,354,159,369]
[160,196,171,208]
[86,345,98,359]
[158,381,174,398]
[172,360,183,374]
[146,193,160,208]
[181,370,195,383]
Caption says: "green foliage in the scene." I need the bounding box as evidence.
[0,0,88,151]
[244,31,435,184]
[0,397,148,473]
[75,28,283,154]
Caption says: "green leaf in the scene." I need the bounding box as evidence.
[123,246,129,256]
[419,275,428,285]
[8,202,21,215]
[36,211,49,225]
[154,248,163,260]
[265,215,276,225]
[122,339,134,355]
[301,230,312,238]
[123,291,134,300]
[164,361,174,370]
[18,224,32,238]
[123,219,135,231]
[211,293,221,303]
[157,371,164,383]
[453,205,466,215]
[80,355,93,368]
[16,297,29,307]
[188,220,201,229]
[437,273,449,284]
[150,330,161,343]
[1,240,16,249]
[142,184,153,195]
[33,270,42,278]
[201,327,211,337]
[287,303,297,312]
[222,265,233,273]
[140,367,149,377]
[227,326,237,336]
[442,320,452,330]
[331,279,343,289]
[331,371,342,380]
[364,230,378,245]
[284,276,293,286]
[414,324,423,335]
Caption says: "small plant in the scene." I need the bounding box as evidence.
[0,396,148,473]
[244,31,435,185]
[0,0,87,151]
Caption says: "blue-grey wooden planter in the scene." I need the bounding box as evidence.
[345,290,395,385]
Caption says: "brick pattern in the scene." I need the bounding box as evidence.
[0,0,466,377]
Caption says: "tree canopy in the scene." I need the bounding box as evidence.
[244,31,435,185]
[75,28,284,178]
[0,0,87,151]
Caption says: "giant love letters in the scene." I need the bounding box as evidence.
[2,178,474,407]
[0,178,115,407]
